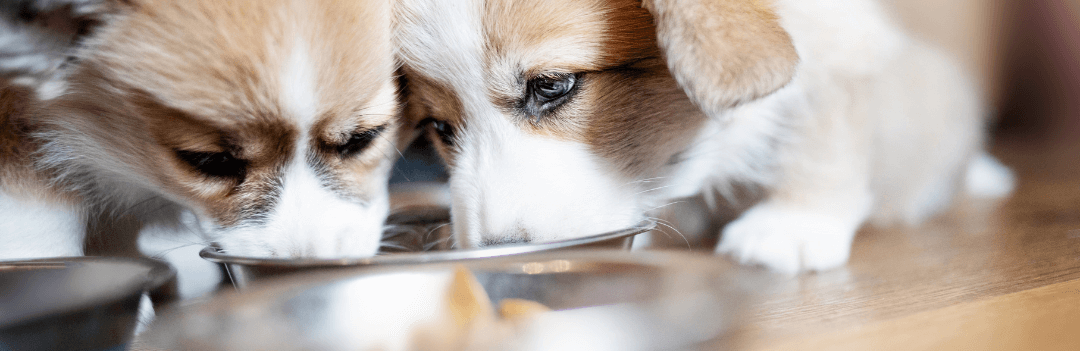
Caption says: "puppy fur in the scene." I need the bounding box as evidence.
[0,0,406,260]
[394,0,1014,272]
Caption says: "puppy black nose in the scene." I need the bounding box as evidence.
[480,235,531,247]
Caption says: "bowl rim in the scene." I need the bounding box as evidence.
[0,256,177,327]
[199,219,656,268]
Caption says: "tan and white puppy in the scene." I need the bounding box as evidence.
[394,0,1014,273]
[0,0,404,260]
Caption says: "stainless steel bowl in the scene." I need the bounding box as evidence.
[201,218,655,288]
[0,256,177,351]
[146,250,761,351]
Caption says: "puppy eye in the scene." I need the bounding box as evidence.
[422,118,455,147]
[522,73,579,120]
[338,125,386,157]
[530,73,576,103]
[175,150,247,179]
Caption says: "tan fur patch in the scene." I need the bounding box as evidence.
[581,58,708,177]
[482,0,609,74]
[0,83,37,184]
[643,0,798,112]
[478,0,661,140]
[0,82,77,204]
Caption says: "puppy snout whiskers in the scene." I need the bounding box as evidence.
[480,227,531,247]
[263,245,281,258]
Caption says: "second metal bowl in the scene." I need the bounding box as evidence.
[0,256,177,351]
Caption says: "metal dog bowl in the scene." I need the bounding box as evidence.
[0,256,177,351]
[200,217,654,288]
[145,250,760,351]
[201,182,654,288]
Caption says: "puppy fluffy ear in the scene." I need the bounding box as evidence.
[0,0,123,90]
[642,0,798,114]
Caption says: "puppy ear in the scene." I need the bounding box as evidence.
[642,0,798,114]
[0,0,123,89]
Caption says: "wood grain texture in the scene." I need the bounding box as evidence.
[733,136,1080,349]
[753,279,1080,350]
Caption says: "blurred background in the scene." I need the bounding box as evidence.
[889,0,1080,143]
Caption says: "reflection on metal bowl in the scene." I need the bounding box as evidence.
[147,250,760,351]
[202,181,656,288]
[0,256,177,351]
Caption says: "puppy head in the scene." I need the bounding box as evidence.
[394,0,796,247]
[13,0,402,257]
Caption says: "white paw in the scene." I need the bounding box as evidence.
[965,152,1015,199]
[717,205,859,274]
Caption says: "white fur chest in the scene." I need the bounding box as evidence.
[0,189,85,259]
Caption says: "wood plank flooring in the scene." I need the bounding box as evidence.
[735,136,1080,349]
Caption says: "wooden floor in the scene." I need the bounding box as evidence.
[731,135,1080,350]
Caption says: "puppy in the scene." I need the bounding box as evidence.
[0,0,404,260]
[393,0,1014,273]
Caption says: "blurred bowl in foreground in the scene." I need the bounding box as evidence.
[0,256,177,351]
[147,250,760,351]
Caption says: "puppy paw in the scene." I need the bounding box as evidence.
[717,205,859,274]
[965,152,1015,199]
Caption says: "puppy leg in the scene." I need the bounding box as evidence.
[717,105,873,274]
[717,187,872,273]
[868,41,999,225]
[965,152,1014,199]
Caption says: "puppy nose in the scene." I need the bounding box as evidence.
[480,234,531,247]
[477,222,532,247]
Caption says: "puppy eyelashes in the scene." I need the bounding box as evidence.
[337,125,387,158]
[521,72,579,121]
[175,150,248,180]
[532,73,576,101]
[421,117,455,148]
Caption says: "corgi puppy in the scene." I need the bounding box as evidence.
[0,0,405,260]
[393,0,1014,273]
